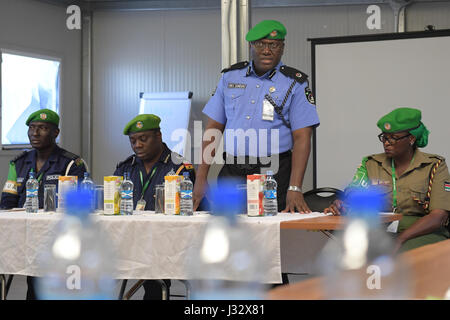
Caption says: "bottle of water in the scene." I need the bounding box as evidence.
[80,172,95,211]
[187,179,266,299]
[263,170,278,216]
[180,172,193,216]
[317,187,412,299]
[25,171,39,213]
[36,190,116,299]
[120,172,134,215]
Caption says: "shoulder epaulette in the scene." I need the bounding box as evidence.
[116,155,136,169]
[428,154,445,161]
[11,151,28,163]
[279,65,308,84]
[221,61,249,73]
[61,149,80,161]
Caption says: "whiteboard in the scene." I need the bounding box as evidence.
[312,31,450,190]
[139,91,192,156]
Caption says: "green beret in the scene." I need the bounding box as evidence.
[123,114,161,135]
[377,107,422,133]
[246,20,287,42]
[26,108,60,127]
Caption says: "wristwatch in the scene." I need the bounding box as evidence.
[288,186,302,192]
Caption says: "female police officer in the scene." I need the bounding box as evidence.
[325,107,450,253]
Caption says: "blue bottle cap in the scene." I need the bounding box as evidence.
[183,172,189,178]
[346,187,386,219]
[65,190,94,220]
[208,178,246,223]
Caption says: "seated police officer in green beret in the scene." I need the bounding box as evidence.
[114,114,206,300]
[325,107,450,253]
[0,108,87,299]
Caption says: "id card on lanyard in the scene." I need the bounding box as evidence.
[135,166,157,211]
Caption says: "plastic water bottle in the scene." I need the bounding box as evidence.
[180,172,193,216]
[25,171,39,213]
[80,172,95,211]
[317,187,412,299]
[36,190,116,299]
[187,179,266,299]
[263,170,278,216]
[120,172,134,215]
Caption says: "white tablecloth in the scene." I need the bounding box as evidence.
[0,210,329,283]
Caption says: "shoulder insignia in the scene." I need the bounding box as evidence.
[116,155,135,169]
[221,61,249,73]
[183,162,194,171]
[11,151,28,164]
[279,65,308,84]
[74,158,84,167]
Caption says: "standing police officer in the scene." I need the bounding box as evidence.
[0,108,87,299]
[193,20,320,213]
[114,114,205,300]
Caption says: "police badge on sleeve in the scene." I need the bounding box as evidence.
[305,87,315,104]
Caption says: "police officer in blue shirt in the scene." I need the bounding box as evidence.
[114,114,204,300]
[193,20,320,214]
[0,108,87,299]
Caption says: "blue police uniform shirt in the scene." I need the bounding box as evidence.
[203,61,320,157]
[114,143,200,211]
[0,145,87,209]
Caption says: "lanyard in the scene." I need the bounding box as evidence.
[139,167,157,199]
[390,159,398,212]
[30,168,44,184]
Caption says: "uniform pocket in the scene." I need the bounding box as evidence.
[409,184,427,203]
[224,89,244,119]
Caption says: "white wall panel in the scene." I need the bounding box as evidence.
[91,3,449,191]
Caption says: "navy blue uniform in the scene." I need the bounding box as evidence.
[0,145,87,299]
[1,145,87,209]
[114,143,202,211]
[114,143,207,300]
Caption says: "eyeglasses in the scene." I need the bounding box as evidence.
[251,41,284,51]
[378,133,410,145]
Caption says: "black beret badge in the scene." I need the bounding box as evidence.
[305,87,315,105]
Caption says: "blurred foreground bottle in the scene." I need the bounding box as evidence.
[36,190,116,299]
[317,187,412,299]
[188,179,266,299]
[80,172,95,212]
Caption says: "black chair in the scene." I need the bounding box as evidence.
[303,187,344,212]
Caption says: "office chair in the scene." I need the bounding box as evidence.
[303,187,344,212]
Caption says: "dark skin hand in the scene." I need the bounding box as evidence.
[282,127,313,213]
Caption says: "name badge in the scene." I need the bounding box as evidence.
[228,83,247,89]
[262,99,274,121]
[46,174,60,181]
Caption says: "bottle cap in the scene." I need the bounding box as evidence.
[183,172,189,178]
[65,190,94,220]
[208,178,245,223]
[266,170,273,176]
[84,172,90,178]
[346,187,386,220]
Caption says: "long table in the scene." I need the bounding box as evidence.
[267,238,450,300]
[0,209,401,299]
